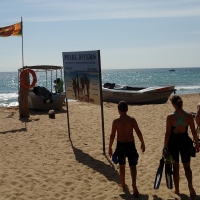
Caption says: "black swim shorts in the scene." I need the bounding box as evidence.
[168,133,191,163]
[115,141,139,166]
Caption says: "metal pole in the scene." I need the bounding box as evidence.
[51,70,52,92]
[98,50,106,155]
[21,17,24,68]
[66,97,70,138]
[46,70,47,88]
[62,57,70,138]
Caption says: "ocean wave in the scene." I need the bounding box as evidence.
[0,102,19,107]
[0,93,18,100]
[175,85,200,90]
[0,93,19,107]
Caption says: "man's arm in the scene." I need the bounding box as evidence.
[189,114,200,153]
[195,110,200,127]
[108,120,117,157]
[133,118,145,152]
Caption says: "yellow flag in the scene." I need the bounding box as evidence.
[0,22,22,37]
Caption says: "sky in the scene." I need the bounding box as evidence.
[0,0,200,72]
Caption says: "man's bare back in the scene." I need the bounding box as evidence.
[110,112,144,150]
[113,115,136,142]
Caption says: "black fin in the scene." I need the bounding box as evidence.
[154,157,164,190]
[165,164,173,189]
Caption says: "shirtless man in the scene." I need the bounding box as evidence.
[195,103,200,127]
[108,101,145,198]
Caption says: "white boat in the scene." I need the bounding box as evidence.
[18,65,65,110]
[102,83,176,104]
[28,91,66,110]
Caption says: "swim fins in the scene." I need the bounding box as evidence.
[165,163,173,189]
[154,157,164,190]
[112,152,119,164]
[163,149,175,164]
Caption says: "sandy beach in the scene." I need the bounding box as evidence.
[0,94,200,200]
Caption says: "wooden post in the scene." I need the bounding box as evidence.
[19,70,30,118]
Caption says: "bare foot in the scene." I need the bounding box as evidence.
[118,183,128,190]
[171,190,180,195]
[133,190,140,198]
[189,186,196,200]
[132,185,140,198]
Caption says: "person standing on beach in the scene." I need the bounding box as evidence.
[75,74,80,98]
[163,95,199,199]
[56,78,63,93]
[108,101,145,198]
[80,75,85,96]
[72,77,77,99]
[84,74,90,98]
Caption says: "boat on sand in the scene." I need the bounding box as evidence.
[18,65,65,110]
[102,82,176,104]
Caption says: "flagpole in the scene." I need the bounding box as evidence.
[21,17,24,68]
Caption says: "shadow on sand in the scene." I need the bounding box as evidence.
[0,127,27,134]
[120,192,149,200]
[69,138,119,183]
[29,107,67,116]
[69,138,151,199]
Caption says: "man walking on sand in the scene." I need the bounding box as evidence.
[108,101,145,198]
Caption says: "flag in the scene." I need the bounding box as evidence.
[0,22,22,37]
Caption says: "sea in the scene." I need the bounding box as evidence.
[1,67,200,107]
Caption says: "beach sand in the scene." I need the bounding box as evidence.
[0,94,200,200]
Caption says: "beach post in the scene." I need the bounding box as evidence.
[19,69,30,118]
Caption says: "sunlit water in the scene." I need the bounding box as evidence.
[1,68,200,107]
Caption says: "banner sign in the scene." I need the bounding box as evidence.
[62,50,101,105]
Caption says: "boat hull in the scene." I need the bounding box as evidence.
[102,86,176,104]
[28,92,66,110]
